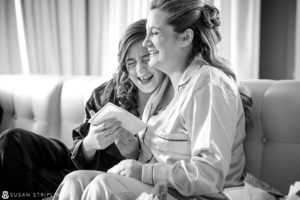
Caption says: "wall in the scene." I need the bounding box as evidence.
[259,0,297,79]
[295,0,300,79]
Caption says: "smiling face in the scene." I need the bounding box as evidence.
[143,9,185,75]
[126,41,164,93]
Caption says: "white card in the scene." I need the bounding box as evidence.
[88,102,146,135]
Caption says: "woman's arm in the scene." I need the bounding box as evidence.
[70,79,125,170]
[70,78,141,170]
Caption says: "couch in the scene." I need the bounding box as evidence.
[0,75,299,195]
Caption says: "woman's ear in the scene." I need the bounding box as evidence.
[180,29,194,47]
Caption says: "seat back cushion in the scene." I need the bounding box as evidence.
[242,80,300,194]
[0,75,65,138]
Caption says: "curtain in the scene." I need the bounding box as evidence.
[22,0,87,74]
[21,0,151,76]
[3,0,260,79]
[0,0,22,74]
[211,0,261,79]
[295,0,300,80]
[88,0,151,76]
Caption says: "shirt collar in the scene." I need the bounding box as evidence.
[142,76,169,122]
[178,62,204,90]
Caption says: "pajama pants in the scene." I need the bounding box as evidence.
[53,170,177,200]
[0,128,73,193]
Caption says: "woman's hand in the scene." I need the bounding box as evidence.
[136,193,159,200]
[82,117,121,159]
[107,159,143,181]
[114,127,139,158]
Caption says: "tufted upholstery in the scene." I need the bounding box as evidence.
[0,75,65,141]
[241,80,300,194]
[0,75,107,148]
[0,75,299,195]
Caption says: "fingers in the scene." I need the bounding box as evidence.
[107,164,125,175]
[106,122,122,138]
[107,160,131,175]
[89,110,96,117]
[115,126,136,141]
[90,117,117,127]
[99,130,119,148]
[101,119,119,130]
[119,170,127,177]
[119,127,136,138]
[114,126,126,142]
[91,118,134,140]
[92,120,120,134]
[90,119,136,150]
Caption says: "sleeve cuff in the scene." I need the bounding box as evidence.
[142,163,154,185]
[123,148,140,159]
[71,139,84,169]
[142,162,172,186]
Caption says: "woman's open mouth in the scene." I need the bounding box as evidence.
[138,74,154,84]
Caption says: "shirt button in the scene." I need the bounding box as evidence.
[261,136,267,143]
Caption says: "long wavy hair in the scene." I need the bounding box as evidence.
[113,19,147,117]
[150,0,253,127]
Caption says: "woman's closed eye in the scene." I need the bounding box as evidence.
[147,28,160,37]
[151,31,159,36]
[142,54,150,63]
[126,60,136,69]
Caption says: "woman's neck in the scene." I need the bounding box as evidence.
[153,80,174,114]
[167,68,185,95]
[164,57,188,94]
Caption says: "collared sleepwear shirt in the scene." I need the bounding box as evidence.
[139,64,246,197]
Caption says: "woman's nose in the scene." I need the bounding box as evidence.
[142,36,150,47]
[136,62,147,75]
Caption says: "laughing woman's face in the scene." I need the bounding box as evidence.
[143,9,183,75]
[126,41,164,93]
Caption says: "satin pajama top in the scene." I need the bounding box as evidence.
[139,64,246,197]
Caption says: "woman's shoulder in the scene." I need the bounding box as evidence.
[189,64,238,94]
[89,78,117,104]
[93,78,116,94]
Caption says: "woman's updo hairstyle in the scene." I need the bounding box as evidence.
[114,19,147,116]
[199,4,221,43]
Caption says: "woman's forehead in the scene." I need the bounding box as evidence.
[126,42,148,59]
[146,9,169,29]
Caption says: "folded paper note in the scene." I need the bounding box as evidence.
[88,103,146,135]
[287,181,300,199]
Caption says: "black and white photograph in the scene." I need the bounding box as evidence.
[0,0,300,199]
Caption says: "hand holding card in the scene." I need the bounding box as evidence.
[88,103,146,135]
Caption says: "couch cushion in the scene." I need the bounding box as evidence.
[0,75,109,148]
[242,80,300,194]
[0,75,66,139]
